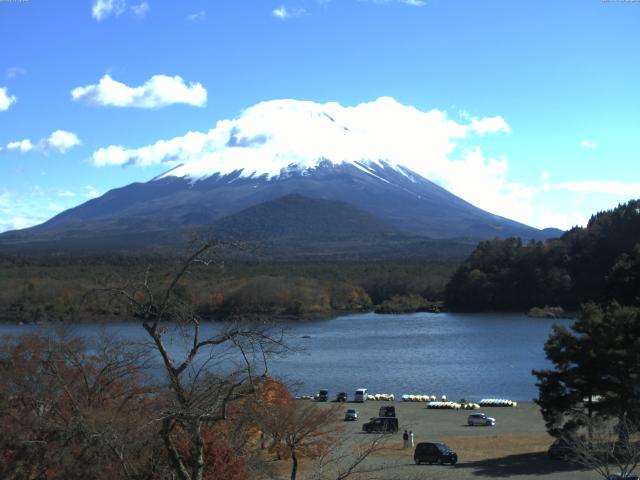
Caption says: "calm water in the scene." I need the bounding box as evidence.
[0,312,571,401]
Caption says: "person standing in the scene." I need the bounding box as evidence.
[402,430,409,448]
[409,430,415,449]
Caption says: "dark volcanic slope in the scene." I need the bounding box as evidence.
[211,194,397,241]
[0,160,558,252]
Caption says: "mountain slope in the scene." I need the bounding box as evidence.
[0,97,561,253]
[0,160,554,248]
[211,194,397,241]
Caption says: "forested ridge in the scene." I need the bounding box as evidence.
[445,199,640,311]
[0,254,454,323]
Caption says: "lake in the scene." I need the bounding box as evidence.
[0,312,571,401]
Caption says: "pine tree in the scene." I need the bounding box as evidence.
[533,303,640,439]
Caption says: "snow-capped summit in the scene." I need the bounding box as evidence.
[94,96,509,188]
[0,97,558,253]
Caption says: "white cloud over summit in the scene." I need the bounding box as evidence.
[71,74,207,108]
[90,97,509,174]
[89,96,533,222]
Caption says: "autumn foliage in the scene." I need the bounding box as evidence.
[0,332,339,480]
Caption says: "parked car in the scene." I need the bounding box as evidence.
[467,413,496,426]
[362,417,398,433]
[414,442,458,465]
[378,405,396,418]
[336,392,347,402]
[344,408,358,421]
[354,388,367,402]
[317,389,329,401]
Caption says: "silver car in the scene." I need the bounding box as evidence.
[467,413,495,426]
[344,408,358,421]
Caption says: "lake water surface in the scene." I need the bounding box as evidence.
[0,312,571,401]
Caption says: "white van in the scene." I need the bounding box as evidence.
[354,388,367,402]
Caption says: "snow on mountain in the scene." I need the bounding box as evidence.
[93,97,510,187]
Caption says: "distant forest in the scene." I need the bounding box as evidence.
[445,199,640,311]
[0,254,454,324]
[3,200,639,323]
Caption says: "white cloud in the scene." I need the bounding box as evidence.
[470,116,511,135]
[2,130,80,155]
[6,139,34,153]
[273,6,308,19]
[187,10,206,21]
[6,67,26,79]
[535,209,586,231]
[580,139,597,149]
[71,74,207,108]
[1,216,31,231]
[92,0,126,20]
[0,87,17,111]
[554,180,640,196]
[92,131,210,167]
[92,0,150,20]
[42,130,82,153]
[273,6,288,19]
[130,2,149,18]
[57,190,76,197]
[84,186,101,199]
[90,97,510,177]
[0,188,74,233]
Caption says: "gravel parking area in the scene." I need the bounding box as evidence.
[308,400,603,480]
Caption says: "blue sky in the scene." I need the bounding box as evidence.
[1,0,639,232]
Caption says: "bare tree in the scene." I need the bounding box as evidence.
[104,241,287,480]
[251,400,341,480]
[561,415,640,479]
[310,433,399,480]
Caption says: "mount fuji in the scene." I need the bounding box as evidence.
[0,98,561,255]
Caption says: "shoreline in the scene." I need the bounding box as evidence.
[0,306,579,325]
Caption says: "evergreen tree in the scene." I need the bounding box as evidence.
[533,303,640,438]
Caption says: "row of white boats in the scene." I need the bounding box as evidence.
[297,392,518,408]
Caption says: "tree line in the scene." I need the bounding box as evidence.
[0,253,455,324]
[445,199,640,311]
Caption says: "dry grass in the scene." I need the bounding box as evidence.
[366,433,553,462]
[443,433,553,461]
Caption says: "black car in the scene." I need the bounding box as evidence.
[336,392,347,402]
[414,442,458,465]
[378,405,396,417]
[362,417,399,433]
[317,389,329,401]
